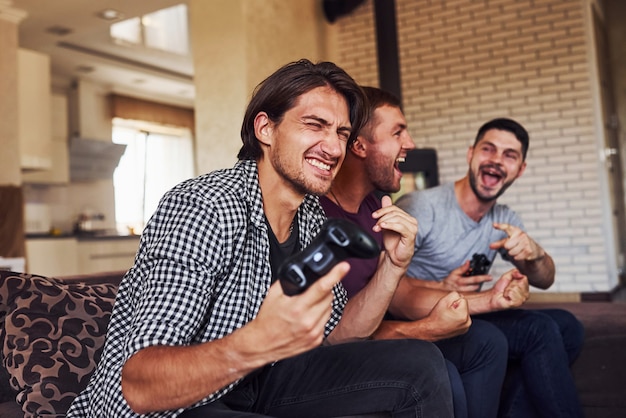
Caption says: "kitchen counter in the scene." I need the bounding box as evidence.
[26,232,140,277]
[26,231,140,241]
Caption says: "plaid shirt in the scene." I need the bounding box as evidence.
[68,159,347,418]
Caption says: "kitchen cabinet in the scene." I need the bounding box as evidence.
[18,48,52,171]
[25,238,79,277]
[76,238,139,274]
[25,236,139,277]
[22,93,70,184]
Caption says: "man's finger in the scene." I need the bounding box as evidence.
[493,222,516,237]
[489,237,507,250]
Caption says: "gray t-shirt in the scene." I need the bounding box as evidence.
[395,182,524,281]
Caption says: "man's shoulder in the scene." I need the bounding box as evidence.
[170,160,258,203]
[396,183,448,209]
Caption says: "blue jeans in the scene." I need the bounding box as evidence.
[475,309,585,418]
[180,339,454,417]
[437,319,509,418]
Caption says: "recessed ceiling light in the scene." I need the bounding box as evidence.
[45,25,73,36]
[97,9,124,21]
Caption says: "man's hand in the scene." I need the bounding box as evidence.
[490,223,545,262]
[373,291,471,342]
[253,261,348,360]
[489,223,555,289]
[371,195,418,273]
[422,291,471,340]
[441,260,492,292]
[487,268,529,310]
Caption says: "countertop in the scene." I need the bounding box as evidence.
[26,231,141,241]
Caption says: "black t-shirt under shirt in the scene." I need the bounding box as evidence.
[266,216,300,282]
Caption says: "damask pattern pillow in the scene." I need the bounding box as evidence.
[0,272,117,418]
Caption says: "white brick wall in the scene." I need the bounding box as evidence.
[335,0,614,292]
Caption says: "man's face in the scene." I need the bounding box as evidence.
[467,128,527,202]
[263,86,351,196]
[363,105,415,193]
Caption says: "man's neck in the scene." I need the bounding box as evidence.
[257,159,302,242]
[329,169,373,214]
[454,177,496,222]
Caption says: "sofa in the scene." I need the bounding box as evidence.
[0,270,624,418]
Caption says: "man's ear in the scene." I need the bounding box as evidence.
[350,136,368,158]
[254,112,272,146]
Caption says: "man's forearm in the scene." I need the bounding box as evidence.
[328,256,403,343]
[514,253,555,289]
[121,325,273,414]
[372,319,441,342]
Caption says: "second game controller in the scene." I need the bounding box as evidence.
[464,253,491,277]
[278,218,380,296]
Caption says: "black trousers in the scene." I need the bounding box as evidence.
[179,339,453,418]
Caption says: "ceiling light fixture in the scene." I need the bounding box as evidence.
[45,25,73,36]
[97,9,124,21]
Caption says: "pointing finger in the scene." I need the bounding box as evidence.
[493,222,516,236]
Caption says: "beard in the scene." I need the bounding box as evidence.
[366,153,401,193]
[468,167,515,203]
[271,151,332,197]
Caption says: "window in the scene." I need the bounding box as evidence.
[112,119,194,234]
[110,4,189,55]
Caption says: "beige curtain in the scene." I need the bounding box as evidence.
[109,94,194,133]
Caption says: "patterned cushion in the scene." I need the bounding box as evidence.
[0,271,117,417]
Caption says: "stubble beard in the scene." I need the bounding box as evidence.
[468,169,514,203]
[367,153,401,193]
[272,152,331,197]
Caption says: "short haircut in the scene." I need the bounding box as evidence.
[474,118,529,160]
[237,59,367,160]
[358,86,402,141]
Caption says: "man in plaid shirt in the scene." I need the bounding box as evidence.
[68,59,453,418]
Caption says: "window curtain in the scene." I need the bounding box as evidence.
[109,94,194,132]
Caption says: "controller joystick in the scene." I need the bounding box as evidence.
[278,218,380,296]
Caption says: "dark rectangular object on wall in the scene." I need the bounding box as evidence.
[398,148,439,189]
[374,0,402,103]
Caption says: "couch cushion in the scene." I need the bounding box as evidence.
[0,271,117,418]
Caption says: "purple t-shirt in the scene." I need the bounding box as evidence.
[320,193,384,298]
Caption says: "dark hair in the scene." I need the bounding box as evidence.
[358,86,402,140]
[474,118,529,160]
[238,59,368,160]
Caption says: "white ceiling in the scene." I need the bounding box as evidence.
[12,0,195,107]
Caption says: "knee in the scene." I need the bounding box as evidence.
[467,320,508,364]
[545,309,585,361]
[398,339,449,382]
[519,311,564,347]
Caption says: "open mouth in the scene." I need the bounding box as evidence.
[480,165,505,188]
[394,156,405,172]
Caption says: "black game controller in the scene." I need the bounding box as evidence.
[464,253,491,290]
[278,218,380,296]
[464,253,491,277]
